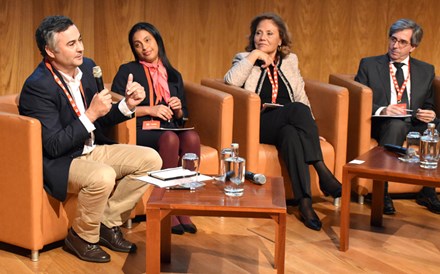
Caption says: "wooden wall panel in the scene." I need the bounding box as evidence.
[346,0,389,75]
[0,0,34,93]
[287,0,323,81]
[1,0,440,96]
[94,0,146,83]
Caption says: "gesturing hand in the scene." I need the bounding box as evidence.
[86,89,112,122]
[125,73,146,110]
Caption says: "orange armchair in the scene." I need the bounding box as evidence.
[201,78,348,200]
[184,82,234,174]
[329,74,440,202]
[0,92,135,261]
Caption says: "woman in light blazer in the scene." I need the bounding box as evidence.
[224,13,341,231]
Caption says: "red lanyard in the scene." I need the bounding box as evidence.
[45,60,86,117]
[266,65,279,103]
[389,61,410,103]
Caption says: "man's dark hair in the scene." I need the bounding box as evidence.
[389,18,423,47]
[35,15,74,57]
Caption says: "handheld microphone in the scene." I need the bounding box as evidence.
[92,66,105,92]
[245,171,266,185]
[223,170,266,185]
[383,144,407,155]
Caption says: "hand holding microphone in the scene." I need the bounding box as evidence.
[92,66,105,92]
[85,66,111,122]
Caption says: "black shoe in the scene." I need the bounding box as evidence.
[416,192,440,214]
[181,223,197,234]
[383,193,396,215]
[99,224,137,253]
[64,228,110,263]
[319,176,342,198]
[171,224,185,235]
[299,198,322,231]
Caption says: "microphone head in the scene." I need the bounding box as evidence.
[93,66,102,78]
[253,173,266,185]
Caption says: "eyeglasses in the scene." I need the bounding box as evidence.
[389,36,411,48]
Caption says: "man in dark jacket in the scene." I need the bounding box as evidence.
[19,15,162,263]
[355,18,440,215]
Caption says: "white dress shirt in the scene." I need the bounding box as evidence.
[375,56,411,115]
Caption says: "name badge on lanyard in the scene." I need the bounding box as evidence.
[266,65,279,104]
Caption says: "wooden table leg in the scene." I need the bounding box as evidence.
[161,211,171,263]
[371,180,384,227]
[340,169,355,251]
[146,208,161,273]
[273,212,286,274]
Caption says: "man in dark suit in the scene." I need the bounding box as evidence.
[19,16,162,263]
[355,18,440,215]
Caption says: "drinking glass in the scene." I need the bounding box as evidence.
[181,153,204,190]
[215,148,233,182]
[223,156,245,197]
[404,131,421,163]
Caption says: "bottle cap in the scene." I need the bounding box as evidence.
[428,123,435,129]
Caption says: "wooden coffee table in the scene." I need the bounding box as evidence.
[340,146,440,251]
[145,177,286,273]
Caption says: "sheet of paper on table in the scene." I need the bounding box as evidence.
[137,173,214,188]
[147,167,197,180]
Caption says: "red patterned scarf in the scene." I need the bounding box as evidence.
[140,60,170,104]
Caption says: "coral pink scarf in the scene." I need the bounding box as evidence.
[140,60,170,104]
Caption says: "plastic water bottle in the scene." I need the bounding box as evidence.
[419,123,440,169]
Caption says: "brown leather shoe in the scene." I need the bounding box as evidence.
[99,224,136,253]
[64,228,110,263]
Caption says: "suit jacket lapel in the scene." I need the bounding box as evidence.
[408,57,423,110]
[376,54,392,104]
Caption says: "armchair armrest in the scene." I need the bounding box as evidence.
[304,78,348,180]
[0,94,19,114]
[0,111,45,247]
[184,82,233,152]
[329,74,373,160]
[201,78,261,172]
